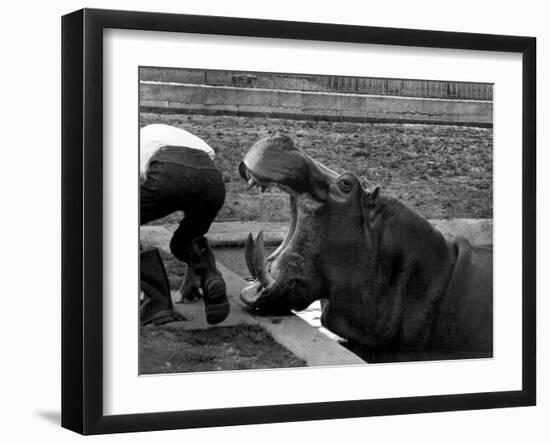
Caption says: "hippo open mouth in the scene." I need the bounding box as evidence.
[238,134,339,314]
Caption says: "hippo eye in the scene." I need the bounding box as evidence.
[337,178,353,193]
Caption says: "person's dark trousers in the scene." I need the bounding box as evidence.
[140,147,226,260]
[140,248,185,325]
[140,146,229,324]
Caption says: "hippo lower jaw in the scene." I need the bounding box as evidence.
[239,231,310,314]
[241,279,311,314]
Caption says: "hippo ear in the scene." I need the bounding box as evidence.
[365,186,380,207]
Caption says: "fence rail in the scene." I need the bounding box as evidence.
[140,67,493,101]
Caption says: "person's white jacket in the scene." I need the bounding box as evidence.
[140,124,215,179]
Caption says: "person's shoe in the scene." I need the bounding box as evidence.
[203,274,229,324]
[188,237,230,324]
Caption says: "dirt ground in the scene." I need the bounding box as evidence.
[140,112,493,226]
[139,324,306,374]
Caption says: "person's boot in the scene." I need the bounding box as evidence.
[188,237,230,325]
[140,248,186,325]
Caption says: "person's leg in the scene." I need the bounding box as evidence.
[140,161,179,225]
[187,236,229,324]
[140,248,185,325]
[140,161,186,325]
[169,167,226,260]
[169,165,229,324]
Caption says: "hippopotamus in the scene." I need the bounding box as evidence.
[239,134,493,361]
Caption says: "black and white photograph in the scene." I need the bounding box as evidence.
[138,67,494,374]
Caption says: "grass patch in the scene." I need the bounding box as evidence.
[139,324,306,374]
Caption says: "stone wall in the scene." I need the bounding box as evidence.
[140,81,493,126]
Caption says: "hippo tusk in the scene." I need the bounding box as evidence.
[245,231,274,288]
[253,231,274,288]
[245,233,257,279]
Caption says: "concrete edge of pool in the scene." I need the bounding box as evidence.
[141,218,493,249]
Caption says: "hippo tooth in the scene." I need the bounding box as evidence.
[244,233,257,279]
[253,231,274,288]
[247,178,256,189]
[240,281,263,306]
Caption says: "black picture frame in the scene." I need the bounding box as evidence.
[61,8,536,435]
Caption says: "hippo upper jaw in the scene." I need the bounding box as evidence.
[238,134,338,200]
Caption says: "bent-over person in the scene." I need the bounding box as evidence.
[140,123,229,326]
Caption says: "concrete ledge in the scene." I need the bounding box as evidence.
[141,218,492,251]
[140,82,492,127]
[430,219,493,246]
